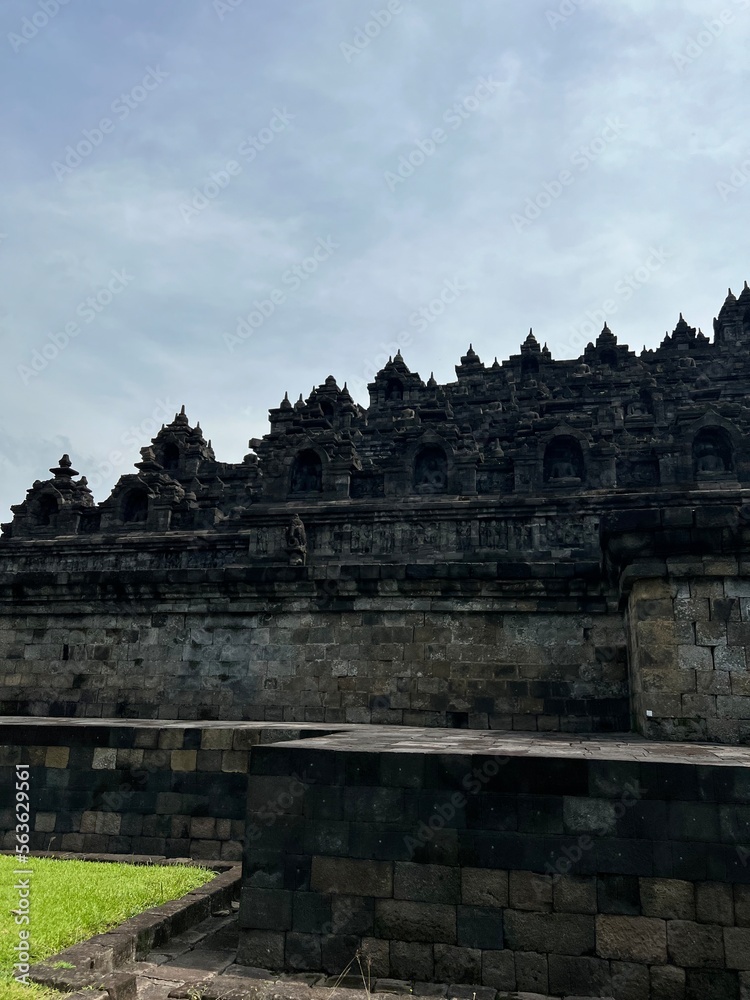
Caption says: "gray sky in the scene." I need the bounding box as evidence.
[2,0,749,519]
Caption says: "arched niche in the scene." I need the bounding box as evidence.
[543,436,584,483]
[162,442,180,471]
[693,427,733,475]
[122,489,149,523]
[413,445,448,494]
[35,494,59,527]
[386,379,404,402]
[291,450,323,493]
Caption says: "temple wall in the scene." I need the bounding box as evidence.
[238,739,750,997]
[0,595,629,731]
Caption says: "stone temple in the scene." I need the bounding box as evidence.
[2,285,750,742]
[5,284,750,998]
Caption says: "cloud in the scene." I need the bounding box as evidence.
[1,0,749,517]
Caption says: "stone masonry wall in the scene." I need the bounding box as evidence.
[626,571,750,743]
[0,600,629,732]
[239,742,750,999]
[0,722,313,861]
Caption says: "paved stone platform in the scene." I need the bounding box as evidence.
[5,714,750,765]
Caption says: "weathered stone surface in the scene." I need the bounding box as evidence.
[595,914,667,964]
[504,912,594,956]
[640,878,695,920]
[667,920,724,968]
[374,900,456,944]
[461,868,508,907]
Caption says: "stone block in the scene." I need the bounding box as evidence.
[563,797,616,836]
[433,944,481,985]
[610,960,649,1000]
[285,931,321,972]
[677,646,713,671]
[667,920,724,968]
[461,868,508,907]
[547,954,611,997]
[239,887,292,931]
[715,646,748,671]
[34,811,56,833]
[479,949,516,990]
[509,870,552,911]
[553,875,597,914]
[390,941,433,981]
[374,900,456,944]
[513,950,547,993]
[595,914,667,964]
[695,621,728,646]
[237,928,285,969]
[393,863,460,903]
[157,729,185,750]
[221,751,248,773]
[696,882,734,925]
[503,911,594,956]
[457,906,504,950]
[735,886,750,926]
[201,728,234,750]
[640,878,695,919]
[170,750,197,771]
[312,857,393,898]
[44,746,69,768]
[725,928,750,970]
[92,747,116,770]
[650,964,686,1000]
[685,969,740,1000]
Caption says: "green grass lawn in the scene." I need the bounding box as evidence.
[0,855,214,999]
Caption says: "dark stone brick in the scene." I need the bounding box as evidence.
[668,801,720,842]
[285,932,321,972]
[548,954,611,997]
[685,969,739,1000]
[374,900,456,944]
[330,896,374,936]
[320,934,360,975]
[456,905,504,950]
[390,941,433,981]
[292,891,331,933]
[597,875,641,915]
[433,944,481,985]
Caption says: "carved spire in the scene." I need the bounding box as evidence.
[50,454,78,479]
